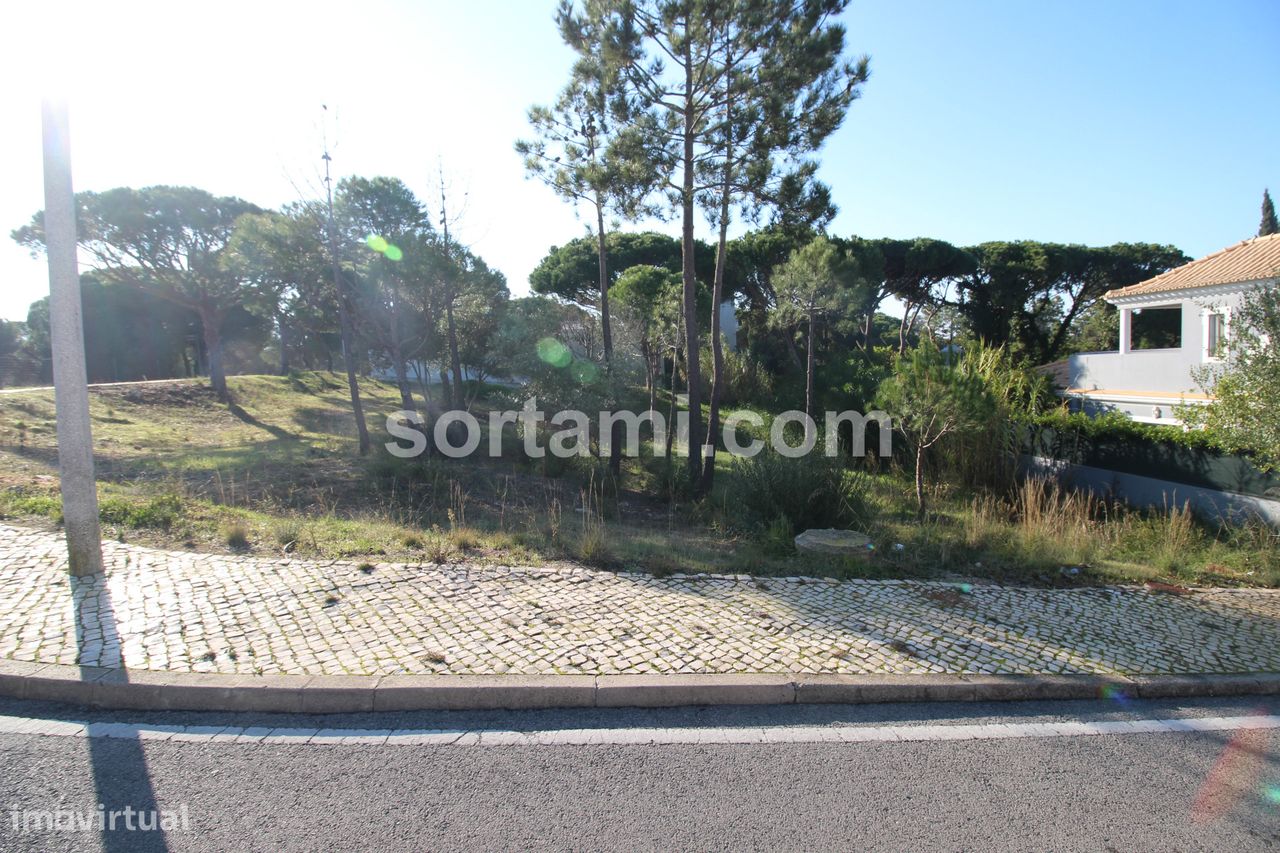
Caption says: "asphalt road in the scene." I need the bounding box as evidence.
[0,696,1276,852]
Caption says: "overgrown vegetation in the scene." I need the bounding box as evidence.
[1,3,1274,595]
[728,448,869,535]
[0,373,1274,588]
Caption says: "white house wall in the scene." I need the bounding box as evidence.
[718,299,739,352]
[1064,279,1270,422]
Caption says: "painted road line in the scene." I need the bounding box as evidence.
[1,714,1277,746]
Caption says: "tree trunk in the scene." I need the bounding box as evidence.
[900,302,925,353]
[417,361,434,407]
[596,203,612,363]
[665,345,679,459]
[329,230,371,455]
[277,313,291,374]
[805,309,816,424]
[699,186,732,495]
[680,50,702,486]
[199,306,228,398]
[336,301,371,455]
[440,366,452,408]
[597,201,623,480]
[915,443,927,520]
[445,301,464,410]
[391,345,415,414]
[643,338,657,414]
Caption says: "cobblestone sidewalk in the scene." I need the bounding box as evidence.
[1,523,1277,677]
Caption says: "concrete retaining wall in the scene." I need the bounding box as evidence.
[1022,454,1280,526]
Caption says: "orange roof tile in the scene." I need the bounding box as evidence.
[1104,233,1280,300]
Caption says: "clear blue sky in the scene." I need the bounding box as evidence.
[2,0,1277,321]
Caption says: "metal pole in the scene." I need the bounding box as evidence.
[41,98,103,576]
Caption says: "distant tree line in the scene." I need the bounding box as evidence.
[528,227,1187,397]
[9,179,514,456]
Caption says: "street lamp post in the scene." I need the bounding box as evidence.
[41,98,103,576]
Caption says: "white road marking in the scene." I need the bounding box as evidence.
[0,713,1276,746]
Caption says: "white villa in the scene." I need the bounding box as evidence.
[1061,233,1280,424]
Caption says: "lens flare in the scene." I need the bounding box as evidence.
[1191,719,1271,824]
[364,235,403,261]
[570,359,599,383]
[1264,785,1280,806]
[536,337,572,368]
[1098,683,1131,704]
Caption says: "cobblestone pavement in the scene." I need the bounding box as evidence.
[1,523,1278,677]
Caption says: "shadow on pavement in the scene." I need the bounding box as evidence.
[73,573,169,853]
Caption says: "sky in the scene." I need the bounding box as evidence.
[1,0,1278,321]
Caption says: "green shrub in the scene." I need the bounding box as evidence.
[713,346,776,408]
[0,490,63,521]
[945,342,1054,490]
[761,514,796,555]
[273,521,303,549]
[731,449,871,536]
[876,341,997,517]
[1021,409,1226,453]
[98,494,183,529]
[574,525,612,566]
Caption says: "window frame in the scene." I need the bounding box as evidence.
[1203,308,1229,361]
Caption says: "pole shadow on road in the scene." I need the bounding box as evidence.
[74,573,170,853]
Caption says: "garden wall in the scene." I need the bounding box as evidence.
[1020,424,1280,526]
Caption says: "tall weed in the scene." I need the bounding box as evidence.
[731,449,872,535]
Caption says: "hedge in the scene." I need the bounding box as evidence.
[1017,411,1280,499]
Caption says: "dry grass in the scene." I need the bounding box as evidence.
[0,374,1275,587]
[221,521,251,552]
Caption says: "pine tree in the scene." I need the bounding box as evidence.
[696,0,869,494]
[518,2,664,478]
[1260,189,1279,237]
[605,0,868,491]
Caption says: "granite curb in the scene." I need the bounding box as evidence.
[2,659,1277,713]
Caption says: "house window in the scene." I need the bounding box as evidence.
[1205,312,1227,359]
[1130,306,1182,349]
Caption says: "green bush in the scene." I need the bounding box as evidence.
[730,449,871,536]
[98,494,184,529]
[713,346,776,408]
[1021,409,1226,452]
[0,490,63,521]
